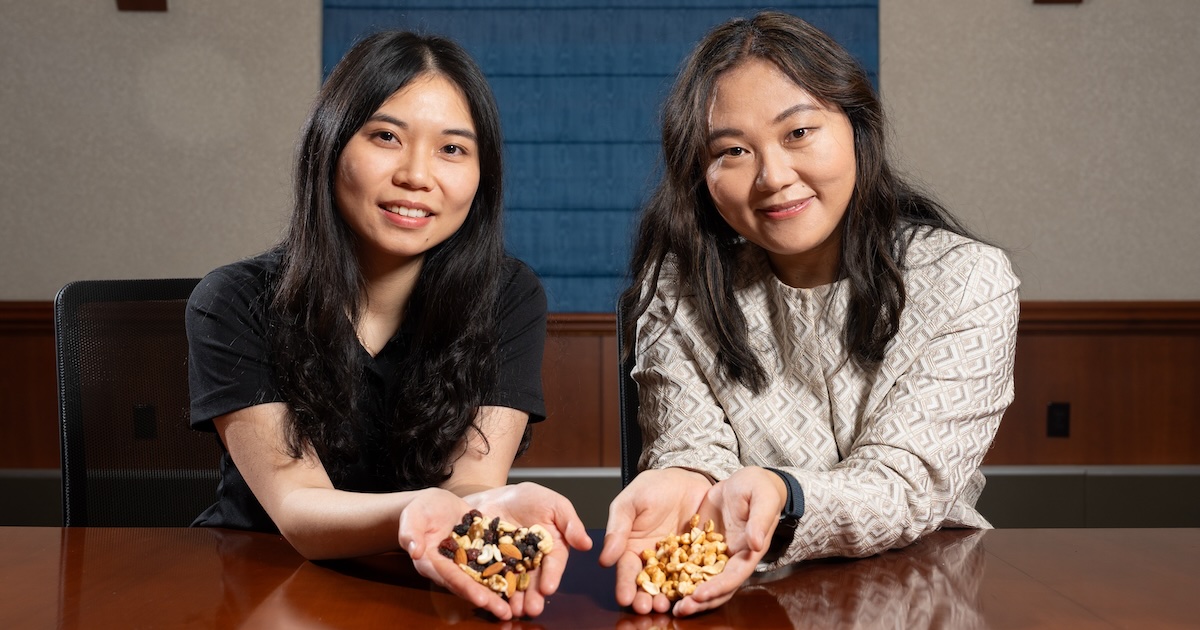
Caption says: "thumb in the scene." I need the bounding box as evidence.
[742,485,780,552]
[598,508,633,567]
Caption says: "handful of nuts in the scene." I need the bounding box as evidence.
[437,510,553,600]
[636,514,728,601]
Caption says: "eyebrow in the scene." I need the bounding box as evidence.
[366,113,478,142]
[706,103,822,144]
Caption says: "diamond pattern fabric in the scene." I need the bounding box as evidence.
[633,229,1020,568]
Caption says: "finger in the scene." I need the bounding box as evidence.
[561,514,593,552]
[535,546,568,596]
[673,590,735,617]
[599,526,632,567]
[545,495,593,552]
[417,556,513,620]
[509,588,536,619]
[651,592,673,614]
[630,589,655,615]
[613,551,643,607]
[397,516,432,560]
[685,552,756,607]
[402,536,426,560]
[522,585,550,619]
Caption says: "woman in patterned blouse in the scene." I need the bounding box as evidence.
[600,12,1019,617]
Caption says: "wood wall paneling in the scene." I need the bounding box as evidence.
[520,314,619,467]
[986,302,1200,465]
[2,302,1198,470]
[0,303,57,469]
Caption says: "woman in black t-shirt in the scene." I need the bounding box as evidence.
[185,31,590,621]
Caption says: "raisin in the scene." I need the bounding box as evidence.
[466,548,481,563]
[437,537,458,559]
[453,522,469,536]
[483,529,498,545]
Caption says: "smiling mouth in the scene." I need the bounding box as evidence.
[760,197,812,216]
[384,205,431,218]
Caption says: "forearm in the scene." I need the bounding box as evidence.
[760,421,998,569]
[273,486,426,560]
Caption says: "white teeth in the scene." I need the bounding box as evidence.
[387,206,429,218]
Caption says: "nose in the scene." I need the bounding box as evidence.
[754,145,798,193]
[393,148,433,191]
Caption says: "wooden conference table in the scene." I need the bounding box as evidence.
[1,527,1197,629]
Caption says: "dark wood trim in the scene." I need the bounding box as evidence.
[547,313,616,336]
[116,0,167,11]
[0,302,54,335]
[1019,302,1200,334]
[7,301,1199,337]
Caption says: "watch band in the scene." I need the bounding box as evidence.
[763,467,804,562]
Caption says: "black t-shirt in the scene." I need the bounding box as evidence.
[185,249,547,532]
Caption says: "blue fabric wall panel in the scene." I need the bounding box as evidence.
[505,209,637,276]
[539,275,628,314]
[323,1,878,311]
[490,76,670,142]
[505,143,658,211]
[326,1,874,8]
[325,6,877,78]
[327,9,701,76]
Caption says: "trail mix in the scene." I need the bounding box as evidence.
[437,509,553,599]
[636,514,728,601]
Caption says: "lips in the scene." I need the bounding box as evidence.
[760,197,813,219]
[383,205,430,218]
[380,199,433,218]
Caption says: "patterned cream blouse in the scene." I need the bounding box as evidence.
[633,228,1020,569]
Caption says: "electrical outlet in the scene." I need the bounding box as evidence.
[1047,402,1070,438]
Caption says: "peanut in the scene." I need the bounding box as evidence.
[635,514,727,601]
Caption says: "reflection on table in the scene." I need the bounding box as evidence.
[0,526,1196,628]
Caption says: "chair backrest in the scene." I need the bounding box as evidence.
[55,278,220,526]
[616,306,642,487]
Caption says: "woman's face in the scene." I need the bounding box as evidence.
[335,72,480,268]
[704,58,857,288]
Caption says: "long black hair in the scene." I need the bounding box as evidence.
[621,11,979,393]
[270,31,507,487]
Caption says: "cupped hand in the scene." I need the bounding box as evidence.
[397,487,522,620]
[599,467,712,614]
[671,466,787,617]
[464,482,593,618]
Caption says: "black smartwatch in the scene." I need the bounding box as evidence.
[763,467,804,562]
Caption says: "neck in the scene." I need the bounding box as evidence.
[355,251,424,355]
[767,247,840,289]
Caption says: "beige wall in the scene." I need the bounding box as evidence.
[2,1,1196,300]
[0,0,321,300]
[882,0,1200,299]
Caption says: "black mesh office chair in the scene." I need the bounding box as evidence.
[55,278,220,526]
[617,305,642,487]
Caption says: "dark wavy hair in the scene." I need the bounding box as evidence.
[621,11,978,393]
[269,31,509,488]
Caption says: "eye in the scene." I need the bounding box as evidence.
[371,130,398,144]
[788,128,810,140]
[443,144,467,156]
[722,146,746,157]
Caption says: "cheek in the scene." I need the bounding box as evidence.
[705,157,737,207]
[334,154,365,199]
[448,167,482,211]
